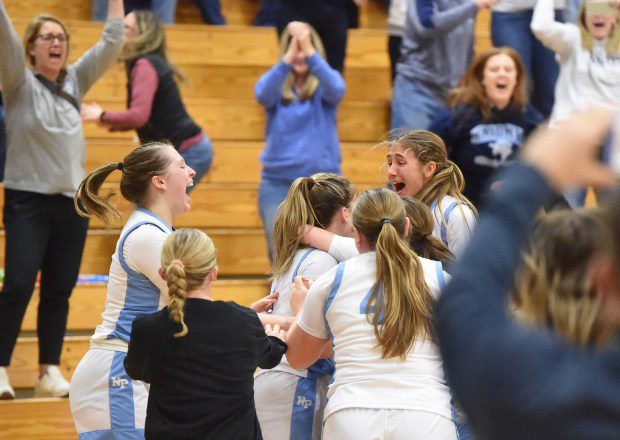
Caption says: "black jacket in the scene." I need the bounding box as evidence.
[125,298,287,440]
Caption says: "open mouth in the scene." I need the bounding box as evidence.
[392,182,406,194]
[49,52,62,60]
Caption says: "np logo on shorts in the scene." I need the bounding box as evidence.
[111,376,129,389]
[296,393,313,409]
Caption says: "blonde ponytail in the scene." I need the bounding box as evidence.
[165,261,189,338]
[271,173,354,280]
[161,229,218,338]
[353,189,434,359]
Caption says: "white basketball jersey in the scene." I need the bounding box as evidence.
[297,251,452,420]
[265,247,338,378]
[90,208,172,349]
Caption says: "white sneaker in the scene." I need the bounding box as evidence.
[34,366,70,398]
[0,367,15,400]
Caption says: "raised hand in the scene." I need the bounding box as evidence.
[522,108,616,191]
[250,292,279,313]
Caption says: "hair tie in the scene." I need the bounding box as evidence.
[381,217,391,225]
[305,177,315,190]
[117,162,124,171]
[170,259,185,270]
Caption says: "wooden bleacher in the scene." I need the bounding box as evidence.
[0,1,492,436]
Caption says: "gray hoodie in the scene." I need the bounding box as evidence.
[0,2,124,197]
[396,0,479,99]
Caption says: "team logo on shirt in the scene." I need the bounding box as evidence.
[111,376,129,389]
[296,395,313,409]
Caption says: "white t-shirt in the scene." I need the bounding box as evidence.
[90,208,172,350]
[262,247,338,378]
[297,251,452,419]
[532,0,620,124]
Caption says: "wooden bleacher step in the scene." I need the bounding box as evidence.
[87,62,391,103]
[82,140,387,185]
[83,98,390,143]
[0,229,269,276]
[21,279,270,333]
[0,398,74,440]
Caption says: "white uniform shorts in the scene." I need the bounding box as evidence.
[69,348,148,439]
[254,370,329,440]
[323,407,458,440]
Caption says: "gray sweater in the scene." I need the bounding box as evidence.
[0,3,124,197]
[396,0,479,100]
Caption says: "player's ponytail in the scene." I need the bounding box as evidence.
[401,196,454,266]
[271,173,355,280]
[161,228,217,338]
[353,189,433,359]
[75,142,173,227]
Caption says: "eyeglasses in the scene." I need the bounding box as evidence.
[37,33,68,43]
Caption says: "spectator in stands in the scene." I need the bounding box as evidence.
[513,209,615,347]
[430,47,543,208]
[93,0,225,25]
[391,0,499,131]
[435,108,620,439]
[387,0,408,82]
[0,0,124,400]
[124,228,287,439]
[531,0,620,207]
[491,1,565,119]
[255,21,345,259]
[81,10,213,192]
[273,0,367,72]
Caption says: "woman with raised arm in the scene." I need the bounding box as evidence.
[124,228,287,439]
[531,0,620,207]
[286,188,456,439]
[0,0,124,400]
[255,21,345,259]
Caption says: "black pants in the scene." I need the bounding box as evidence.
[0,189,89,366]
[275,0,350,73]
[388,35,402,84]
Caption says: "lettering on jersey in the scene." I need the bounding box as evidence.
[111,376,129,389]
[470,123,524,169]
[296,394,313,409]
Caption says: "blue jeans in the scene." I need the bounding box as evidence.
[391,74,445,131]
[192,0,225,24]
[180,135,213,193]
[92,0,176,23]
[253,0,278,26]
[491,10,563,119]
[258,177,293,261]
